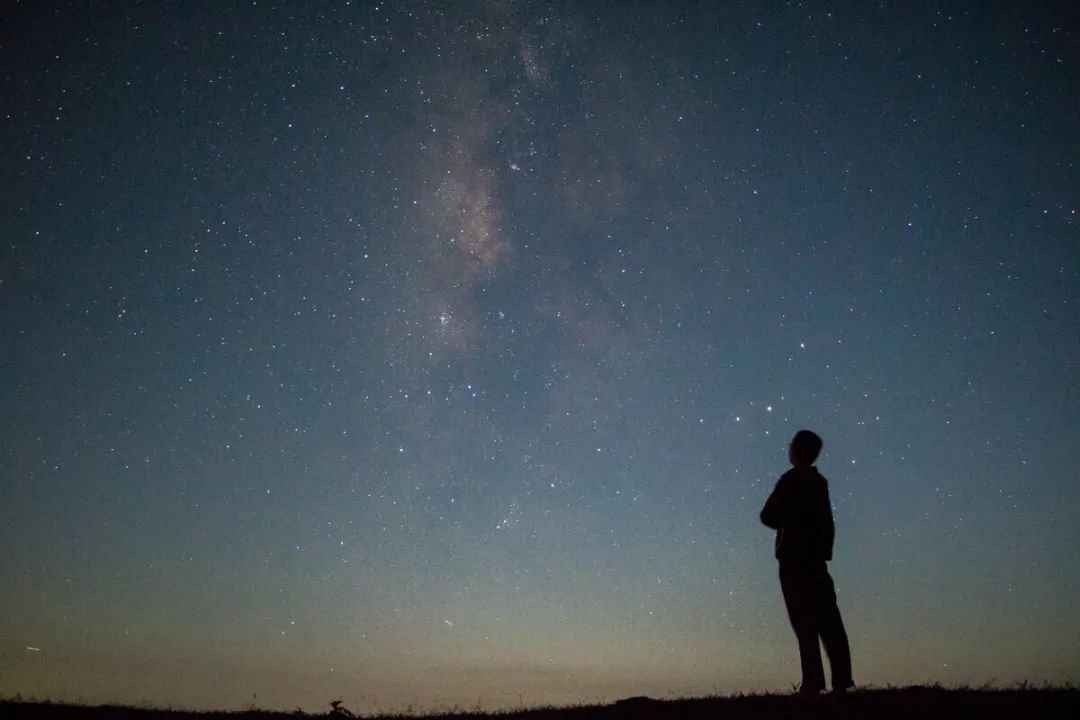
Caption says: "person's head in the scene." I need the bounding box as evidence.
[788,430,823,468]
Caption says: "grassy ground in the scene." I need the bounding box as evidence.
[3,686,1079,720]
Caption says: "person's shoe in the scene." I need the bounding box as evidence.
[797,684,825,696]
[831,682,855,695]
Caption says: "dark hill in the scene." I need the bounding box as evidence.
[4,686,1079,720]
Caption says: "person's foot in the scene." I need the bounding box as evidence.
[831,681,855,695]
[797,684,825,696]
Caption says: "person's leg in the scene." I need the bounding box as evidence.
[816,566,854,690]
[779,563,825,691]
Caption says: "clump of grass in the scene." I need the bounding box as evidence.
[329,698,357,718]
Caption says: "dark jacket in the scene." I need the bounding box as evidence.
[760,466,835,564]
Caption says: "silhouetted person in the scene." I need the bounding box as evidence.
[761,430,854,695]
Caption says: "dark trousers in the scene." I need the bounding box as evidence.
[779,561,853,690]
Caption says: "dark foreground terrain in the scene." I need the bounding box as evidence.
[4,686,1079,720]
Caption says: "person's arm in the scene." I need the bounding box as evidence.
[760,476,789,529]
[819,480,836,560]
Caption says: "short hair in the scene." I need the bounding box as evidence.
[791,430,823,464]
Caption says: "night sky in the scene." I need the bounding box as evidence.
[2,0,1078,713]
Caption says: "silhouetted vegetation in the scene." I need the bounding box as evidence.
[3,685,1079,720]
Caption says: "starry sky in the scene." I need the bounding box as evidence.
[2,0,1078,713]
